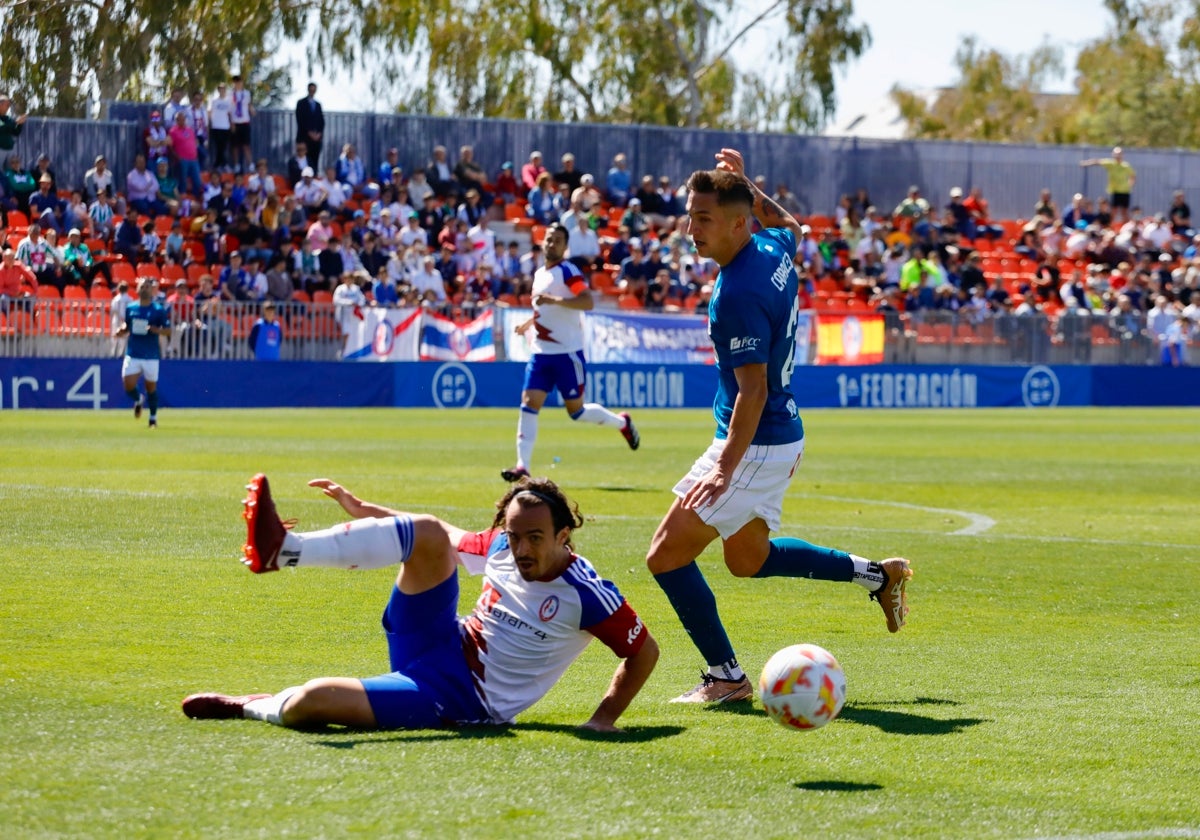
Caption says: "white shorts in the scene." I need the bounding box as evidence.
[121,357,160,383]
[673,438,805,539]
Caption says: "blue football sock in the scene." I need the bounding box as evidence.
[147,391,159,416]
[125,387,140,403]
[752,537,854,581]
[653,562,736,667]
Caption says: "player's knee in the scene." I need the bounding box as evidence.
[279,680,325,727]
[410,515,452,553]
[723,546,767,578]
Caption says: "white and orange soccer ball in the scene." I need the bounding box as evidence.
[759,643,846,731]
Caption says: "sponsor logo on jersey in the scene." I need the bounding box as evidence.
[730,336,761,353]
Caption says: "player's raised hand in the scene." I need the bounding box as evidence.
[715,148,745,178]
[308,478,363,516]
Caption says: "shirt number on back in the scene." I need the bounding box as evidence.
[780,294,800,388]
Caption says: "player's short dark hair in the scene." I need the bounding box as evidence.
[493,477,584,548]
[686,169,754,209]
[544,222,569,243]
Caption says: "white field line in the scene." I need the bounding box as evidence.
[1019,829,1200,840]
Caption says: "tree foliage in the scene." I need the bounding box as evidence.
[0,0,870,131]
[893,0,1200,149]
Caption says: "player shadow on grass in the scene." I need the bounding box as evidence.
[310,722,685,748]
[838,697,985,736]
[794,781,884,792]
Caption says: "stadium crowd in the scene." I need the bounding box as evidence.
[0,87,1197,363]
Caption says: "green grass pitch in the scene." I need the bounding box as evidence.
[2,406,1198,839]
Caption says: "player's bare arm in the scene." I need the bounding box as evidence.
[581,631,660,733]
[307,478,471,546]
[513,313,538,335]
[715,147,802,238]
[682,363,769,511]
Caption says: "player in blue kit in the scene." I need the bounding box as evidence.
[114,277,171,427]
[502,222,640,482]
[646,148,912,704]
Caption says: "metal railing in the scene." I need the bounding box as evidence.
[0,299,1178,365]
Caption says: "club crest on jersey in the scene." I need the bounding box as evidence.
[730,336,761,353]
[538,596,560,621]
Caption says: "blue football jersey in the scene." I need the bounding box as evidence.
[707,227,804,445]
[124,302,170,360]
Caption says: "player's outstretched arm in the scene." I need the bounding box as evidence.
[715,147,802,238]
[307,478,471,545]
[580,631,659,733]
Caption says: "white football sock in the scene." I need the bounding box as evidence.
[243,687,300,725]
[285,516,414,570]
[707,659,746,682]
[571,403,626,428]
[851,554,885,591]
[516,407,538,469]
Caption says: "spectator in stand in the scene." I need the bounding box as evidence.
[162,88,187,126]
[772,182,804,218]
[526,172,556,225]
[28,173,61,221]
[153,159,181,216]
[0,94,28,153]
[83,154,115,203]
[285,141,309,187]
[520,150,547,194]
[336,144,367,196]
[426,145,458,200]
[893,185,932,243]
[606,153,631,207]
[454,145,491,207]
[411,254,447,303]
[616,238,654,300]
[186,91,209,170]
[417,193,445,243]
[30,153,55,193]
[247,300,283,360]
[457,188,486,227]
[434,242,460,296]
[3,152,37,214]
[207,179,239,230]
[318,165,349,216]
[406,168,433,206]
[962,187,1003,240]
[1082,146,1135,226]
[295,83,324,171]
[144,111,170,165]
[634,175,667,231]
[377,147,401,187]
[959,251,987,294]
[0,244,37,312]
[519,242,544,279]
[566,213,601,273]
[399,211,428,251]
[1168,190,1192,237]
[294,167,327,217]
[229,75,255,175]
[88,191,115,241]
[944,187,973,240]
[247,158,276,204]
[125,154,159,216]
[1143,214,1174,255]
[620,197,649,239]
[554,153,583,195]
[17,221,61,290]
[358,232,388,279]
[169,111,202,199]
[1034,188,1057,220]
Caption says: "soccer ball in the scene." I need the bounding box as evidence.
[759,643,846,731]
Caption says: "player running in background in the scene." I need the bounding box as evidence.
[183,474,658,731]
[502,222,639,482]
[646,149,912,704]
[114,278,170,428]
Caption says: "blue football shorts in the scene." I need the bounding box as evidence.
[360,574,488,729]
[522,350,587,400]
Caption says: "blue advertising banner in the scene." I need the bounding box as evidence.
[2,359,1199,410]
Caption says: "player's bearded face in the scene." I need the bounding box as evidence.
[505,501,571,581]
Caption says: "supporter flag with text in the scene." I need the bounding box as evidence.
[816,312,884,365]
[420,310,496,361]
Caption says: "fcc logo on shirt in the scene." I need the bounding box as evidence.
[730,336,761,354]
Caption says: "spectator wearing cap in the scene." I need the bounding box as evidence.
[554,152,582,195]
[167,277,195,322]
[144,110,171,165]
[494,161,518,204]
[620,197,649,238]
[1081,146,1136,226]
[399,211,429,250]
[294,166,327,216]
[571,174,602,221]
[84,155,114,202]
[29,172,62,220]
[0,93,27,152]
[520,150,546,193]
[945,187,974,241]
[894,185,932,243]
[62,227,109,289]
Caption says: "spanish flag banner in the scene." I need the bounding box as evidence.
[816,313,884,365]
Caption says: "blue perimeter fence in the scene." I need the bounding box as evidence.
[10,106,1200,221]
[3,359,1200,410]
